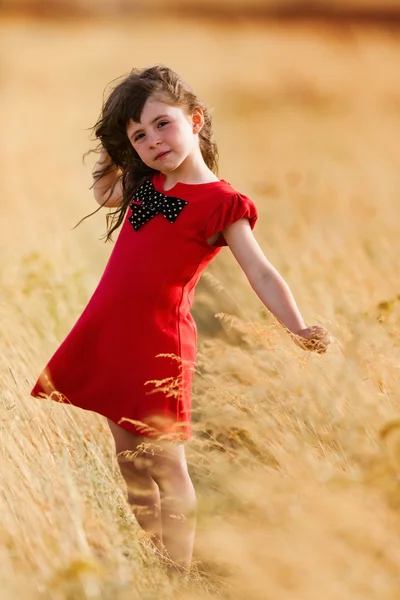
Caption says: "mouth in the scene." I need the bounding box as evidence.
[155,151,171,160]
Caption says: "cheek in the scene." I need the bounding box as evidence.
[132,143,147,158]
[170,124,194,148]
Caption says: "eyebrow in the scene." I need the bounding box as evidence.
[128,114,169,140]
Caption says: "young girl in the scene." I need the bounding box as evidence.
[31,65,331,574]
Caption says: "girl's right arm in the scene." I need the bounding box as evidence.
[92,149,123,207]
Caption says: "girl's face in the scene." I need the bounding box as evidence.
[126,96,202,174]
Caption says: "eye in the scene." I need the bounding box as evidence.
[157,120,169,128]
[134,133,145,142]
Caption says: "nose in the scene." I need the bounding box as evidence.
[148,131,162,149]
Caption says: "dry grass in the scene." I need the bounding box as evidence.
[1,14,400,599]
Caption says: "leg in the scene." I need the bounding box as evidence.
[107,419,162,550]
[150,440,197,572]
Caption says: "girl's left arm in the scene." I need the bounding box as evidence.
[223,219,331,353]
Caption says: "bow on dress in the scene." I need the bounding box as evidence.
[128,180,188,232]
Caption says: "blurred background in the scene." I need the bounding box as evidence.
[1,1,400,599]
[3,0,400,19]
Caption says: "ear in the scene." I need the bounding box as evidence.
[191,107,204,134]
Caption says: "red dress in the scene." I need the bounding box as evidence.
[31,173,258,440]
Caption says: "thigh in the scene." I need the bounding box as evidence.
[107,419,155,475]
[107,419,188,480]
[107,418,147,455]
[148,438,189,484]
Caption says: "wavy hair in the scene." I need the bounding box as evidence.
[83,65,219,242]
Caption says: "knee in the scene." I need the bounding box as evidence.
[152,461,197,507]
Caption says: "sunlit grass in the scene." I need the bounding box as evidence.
[1,15,400,599]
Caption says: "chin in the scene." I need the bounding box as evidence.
[162,163,181,174]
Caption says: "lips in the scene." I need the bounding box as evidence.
[155,151,170,160]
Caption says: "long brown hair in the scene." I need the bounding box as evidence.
[86,65,219,242]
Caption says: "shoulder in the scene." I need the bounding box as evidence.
[205,180,257,214]
[211,181,258,215]
[214,179,247,197]
[217,180,256,206]
[204,182,258,247]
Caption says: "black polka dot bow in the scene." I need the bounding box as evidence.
[128,180,188,232]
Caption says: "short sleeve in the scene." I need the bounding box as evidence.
[204,193,258,247]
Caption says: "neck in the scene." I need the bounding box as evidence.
[162,147,218,190]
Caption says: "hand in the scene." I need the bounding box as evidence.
[292,325,332,354]
[97,148,114,167]
[92,148,118,179]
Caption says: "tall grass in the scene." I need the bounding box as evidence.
[1,15,400,598]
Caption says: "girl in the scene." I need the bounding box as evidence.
[31,65,331,574]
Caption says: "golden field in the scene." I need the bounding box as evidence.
[1,15,400,599]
